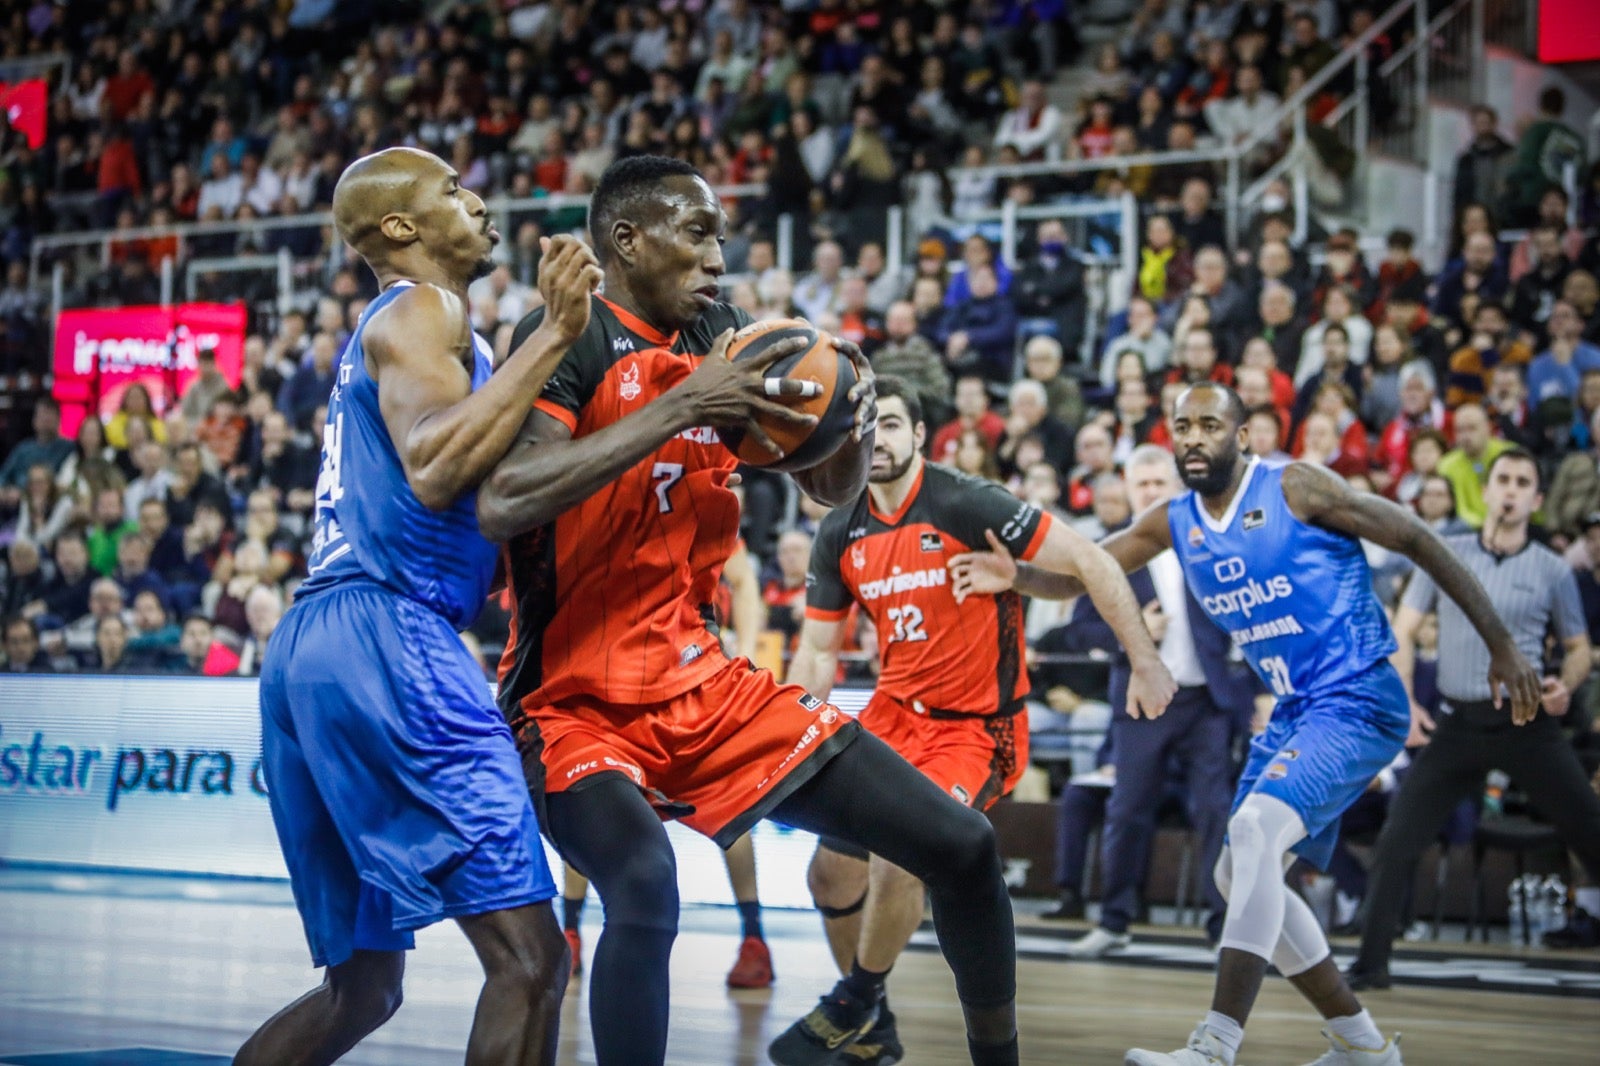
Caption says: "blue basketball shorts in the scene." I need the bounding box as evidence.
[259,581,556,968]
[1233,660,1410,870]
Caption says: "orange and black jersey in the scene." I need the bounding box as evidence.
[806,462,1054,715]
[497,294,753,713]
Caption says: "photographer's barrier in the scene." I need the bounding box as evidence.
[0,676,873,909]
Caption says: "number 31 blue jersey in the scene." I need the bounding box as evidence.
[1168,458,1396,699]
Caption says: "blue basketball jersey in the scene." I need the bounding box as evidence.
[1167,458,1396,700]
[298,281,498,630]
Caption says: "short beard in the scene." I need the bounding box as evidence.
[469,255,496,282]
[1178,447,1239,497]
[869,450,915,484]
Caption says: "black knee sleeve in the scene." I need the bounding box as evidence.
[818,892,868,920]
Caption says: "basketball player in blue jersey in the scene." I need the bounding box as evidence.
[237,147,602,1066]
[951,382,1541,1066]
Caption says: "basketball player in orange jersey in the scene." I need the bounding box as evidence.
[477,155,1062,1066]
[559,539,778,990]
[771,377,1176,1065]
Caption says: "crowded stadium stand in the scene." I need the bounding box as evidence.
[3,0,1600,1060]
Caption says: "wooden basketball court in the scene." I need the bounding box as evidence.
[0,873,1594,1065]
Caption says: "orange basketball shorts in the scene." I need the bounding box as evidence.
[513,659,858,847]
[857,692,1029,812]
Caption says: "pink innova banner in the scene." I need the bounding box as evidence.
[52,303,246,437]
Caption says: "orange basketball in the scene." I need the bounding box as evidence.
[720,318,858,472]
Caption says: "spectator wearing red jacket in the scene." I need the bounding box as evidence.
[929,374,1005,465]
[1373,361,1452,490]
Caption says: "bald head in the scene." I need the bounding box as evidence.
[332,147,495,282]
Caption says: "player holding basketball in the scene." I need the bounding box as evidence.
[951,383,1540,1066]
[773,377,1175,1066]
[240,147,596,1065]
[478,155,1052,1066]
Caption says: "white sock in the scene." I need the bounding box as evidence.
[1327,1009,1385,1051]
[1202,1011,1244,1064]
[1576,886,1600,914]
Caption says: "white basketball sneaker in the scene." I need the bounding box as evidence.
[1063,926,1131,957]
[1125,1025,1233,1065]
[1301,1030,1403,1065]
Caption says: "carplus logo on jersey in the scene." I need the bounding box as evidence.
[1201,573,1295,618]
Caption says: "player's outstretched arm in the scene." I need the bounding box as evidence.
[792,336,876,508]
[787,615,847,703]
[1028,519,1177,719]
[476,331,818,540]
[1282,460,1543,724]
[368,236,601,511]
[949,501,1173,603]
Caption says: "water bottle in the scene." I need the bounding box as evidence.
[1542,876,1569,945]
[1528,879,1549,945]
[1508,876,1528,942]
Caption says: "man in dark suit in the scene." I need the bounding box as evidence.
[1056,445,1258,952]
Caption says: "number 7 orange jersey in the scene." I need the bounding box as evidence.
[806,462,1055,716]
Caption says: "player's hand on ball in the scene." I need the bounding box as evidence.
[830,334,877,442]
[1126,657,1177,720]
[948,529,1017,603]
[679,328,820,459]
[536,235,604,344]
[1488,646,1542,726]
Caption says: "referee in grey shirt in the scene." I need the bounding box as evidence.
[1349,447,1600,987]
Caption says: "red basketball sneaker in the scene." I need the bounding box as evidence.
[564,927,583,979]
[726,935,774,988]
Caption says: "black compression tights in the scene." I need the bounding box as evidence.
[545,731,1017,1066]
[775,730,1018,1045]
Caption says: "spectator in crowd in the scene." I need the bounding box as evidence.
[173,612,228,676]
[994,79,1063,162]
[833,276,886,357]
[1432,232,1508,333]
[761,529,812,649]
[1012,219,1088,358]
[873,301,951,429]
[1383,278,1449,373]
[951,427,1003,482]
[165,442,232,530]
[937,264,1018,384]
[1437,402,1515,528]
[997,379,1074,479]
[793,240,846,323]
[24,532,93,629]
[1311,231,1376,313]
[196,392,249,473]
[277,330,340,430]
[124,440,174,521]
[1245,406,1291,462]
[126,588,181,666]
[943,235,1013,308]
[1022,335,1086,430]
[1370,229,1427,325]
[1361,324,1415,432]
[1235,364,1288,440]
[1101,295,1172,387]
[3,614,51,673]
[1509,225,1574,348]
[1296,285,1373,387]
[85,487,135,578]
[1111,376,1168,462]
[1132,213,1191,308]
[1548,408,1600,542]
[930,374,1005,466]
[1528,301,1600,405]
[1204,64,1280,161]
[1453,105,1514,217]
[114,530,172,616]
[9,464,74,549]
[1446,301,1531,408]
[91,613,142,674]
[854,243,905,317]
[1484,363,1540,452]
[0,399,74,506]
[1564,270,1600,345]
[1254,280,1306,373]
[1502,87,1588,226]
[1166,326,1233,389]
[179,349,233,425]
[1374,361,1451,492]
[1509,188,1588,284]
[1184,245,1250,357]
[1295,403,1368,478]
[1,539,46,618]
[1064,422,1116,516]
